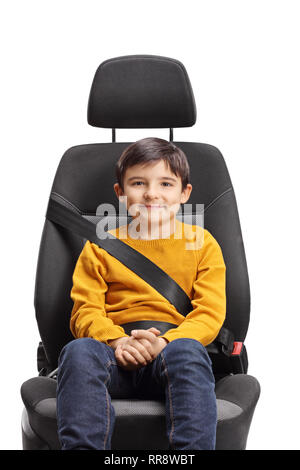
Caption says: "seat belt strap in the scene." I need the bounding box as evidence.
[46,196,193,317]
[45,195,234,353]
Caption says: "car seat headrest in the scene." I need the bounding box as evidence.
[87,54,197,129]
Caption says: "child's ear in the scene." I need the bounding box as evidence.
[114,183,123,199]
[181,183,192,204]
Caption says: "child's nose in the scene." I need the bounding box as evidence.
[144,188,159,199]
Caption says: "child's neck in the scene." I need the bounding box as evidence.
[128,217,177,240]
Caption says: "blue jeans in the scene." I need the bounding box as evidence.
[56,337,217,450]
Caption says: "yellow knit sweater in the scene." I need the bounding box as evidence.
[70,219,226,346]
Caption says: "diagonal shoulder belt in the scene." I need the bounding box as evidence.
[45,195,235,357]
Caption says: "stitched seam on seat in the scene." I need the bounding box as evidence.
[51,192,82,214]
[204,187,233,213]
[216,396,247,411]
[216,398,243,409]
[51,189,234,218]
[161,352,175,448]
[51,192,97,216]
[216,399,243,422]
[31,405,58,422]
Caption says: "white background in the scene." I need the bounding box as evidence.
[1,0,299,450]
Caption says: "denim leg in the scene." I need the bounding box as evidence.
[156,338,217,450]
[56,337,134,450]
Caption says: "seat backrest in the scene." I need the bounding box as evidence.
[34,55,250,371]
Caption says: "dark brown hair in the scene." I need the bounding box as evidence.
[115,137,190,192]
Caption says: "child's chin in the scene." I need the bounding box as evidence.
[139,212,169,221]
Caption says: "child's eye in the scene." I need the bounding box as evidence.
[132,182,172,187]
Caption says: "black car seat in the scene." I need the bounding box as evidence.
[20,54,260,450]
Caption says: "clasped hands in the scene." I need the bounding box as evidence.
[108,328,168,371]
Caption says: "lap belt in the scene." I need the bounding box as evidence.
[46,195,246,369]
[120,321,179,337]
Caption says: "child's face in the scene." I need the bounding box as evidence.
[114,160,192,226]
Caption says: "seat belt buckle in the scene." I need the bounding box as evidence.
[230,342,248,374]
[231,341,243,356]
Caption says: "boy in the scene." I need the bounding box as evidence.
[56,137,226,450]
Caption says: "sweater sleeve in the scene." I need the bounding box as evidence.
[161,230,226,346]
[70,241,129,345]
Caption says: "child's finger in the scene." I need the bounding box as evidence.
[117,349,141,371]
[131,329,159,342]
[123,344,148,365]
[147,327,161,335]
[122,349,139,366]
[115,347,126,367]
[126,340,153,362]
[116,346,137,367]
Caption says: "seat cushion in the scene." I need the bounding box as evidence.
[21,373,260,450]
